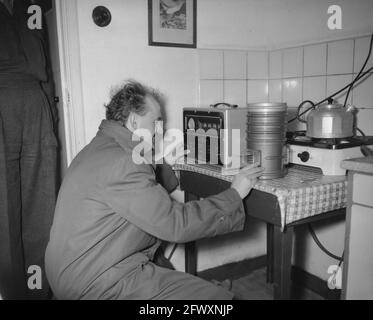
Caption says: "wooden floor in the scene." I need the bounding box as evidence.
[231,268,324,300]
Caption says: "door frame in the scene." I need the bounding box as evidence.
[54,0,86,165]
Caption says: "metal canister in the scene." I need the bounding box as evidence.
[247,102,288,179]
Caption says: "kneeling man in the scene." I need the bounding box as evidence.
[45,80,262,300]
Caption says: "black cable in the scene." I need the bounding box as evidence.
[166,243,178,261]
[288,66,373,123]
[356,127,373,156]
[356,127,366,137]
[296,100,315,123]
[308,223,344,262]
[288,32,373,124]
[344,34,373,108]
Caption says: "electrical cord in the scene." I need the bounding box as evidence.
[307,223,344,262]
[288,65,373,123]
[356,127,366,137]
[296,100,315,123]
[306,126,369,259]
[343,34,373,108]
[288,33,373,124]
[166,243,178,261]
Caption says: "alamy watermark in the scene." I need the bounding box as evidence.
[327,264,342,290]
[130,122,243,168]
[328,5,342,30]
[27,265,42,290]
[27,5,43,30]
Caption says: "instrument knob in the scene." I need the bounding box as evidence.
[297,151,310,162]
[187,118,195,129]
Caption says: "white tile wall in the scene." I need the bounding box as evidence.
[247,51,268,79]
[198,36,373,134]
[283,47,303,78]
[247,80,268,103]
[269,51,282,79]
[353,75,373,108]
[304,43,327,76]
[303,76,327,103]
[354,36,373,73]
[327,74,353,105]
[356,108,373,135]
[224,80,247,107]
[224,51,247,79]
[268,79,282,102]
[198,49,269,106]
[283,78,302,107]
[198,50,223,79]
[327,39,354,75]
[199,80,223,106]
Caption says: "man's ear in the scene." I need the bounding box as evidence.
[127,112,137,131]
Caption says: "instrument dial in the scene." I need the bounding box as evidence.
[187,118,195,130]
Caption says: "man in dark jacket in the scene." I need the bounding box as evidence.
[45,80,262,300]
[0,0,57,299]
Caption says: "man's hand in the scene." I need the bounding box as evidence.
[231,166,264,199]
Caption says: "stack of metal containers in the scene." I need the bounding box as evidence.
[246,102,288,179]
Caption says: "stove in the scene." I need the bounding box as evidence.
[287,131,373,175]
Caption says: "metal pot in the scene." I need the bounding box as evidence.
[306,99,355,139]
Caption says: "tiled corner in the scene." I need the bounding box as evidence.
[356,108,373,135]
[198,50,223,79]
[283,47,303,78]
[303,76,327,103]
[327,39,354,75]
[199,80,223,106]
[247,51,268,79]
[282,78,303,108]
[304,43,327,76]
[247,80,268,103]
[224,80,247,107]
[223,50,247,80]
[354,36,373,73]
[268,80,282,102]
[352,75,373,108]
[326,74,353,105]
[269,50,282,79]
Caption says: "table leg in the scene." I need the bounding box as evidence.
[273,225,294,300]
[185,242,197,275]
[184,191,199,275]
[266,223,274,284]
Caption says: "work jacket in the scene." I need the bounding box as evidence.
[45,120,245,299]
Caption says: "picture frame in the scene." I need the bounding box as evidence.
[148,0,197,48]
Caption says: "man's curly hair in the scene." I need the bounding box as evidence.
[105,80,164,125]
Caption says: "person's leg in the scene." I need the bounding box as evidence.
[0,88,28,299]
[114,262,234,300]
[20,86,57,299]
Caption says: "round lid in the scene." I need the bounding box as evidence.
[247,102,287,112]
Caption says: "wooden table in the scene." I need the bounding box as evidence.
[179,170,346,300]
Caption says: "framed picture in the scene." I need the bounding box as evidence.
[148,0,197,48]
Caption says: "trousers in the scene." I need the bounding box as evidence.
[0,82,57,299]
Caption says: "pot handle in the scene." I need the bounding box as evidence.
[296,100,315,123]
[210,102,238,109]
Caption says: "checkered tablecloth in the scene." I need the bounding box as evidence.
[173,163,347,229]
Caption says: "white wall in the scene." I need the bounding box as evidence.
[198,0,373,50]
[71,0,373,278]
[76,0,198,140]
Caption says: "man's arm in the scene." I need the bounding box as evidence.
[154,163,179,194]
[104,157,245,243]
